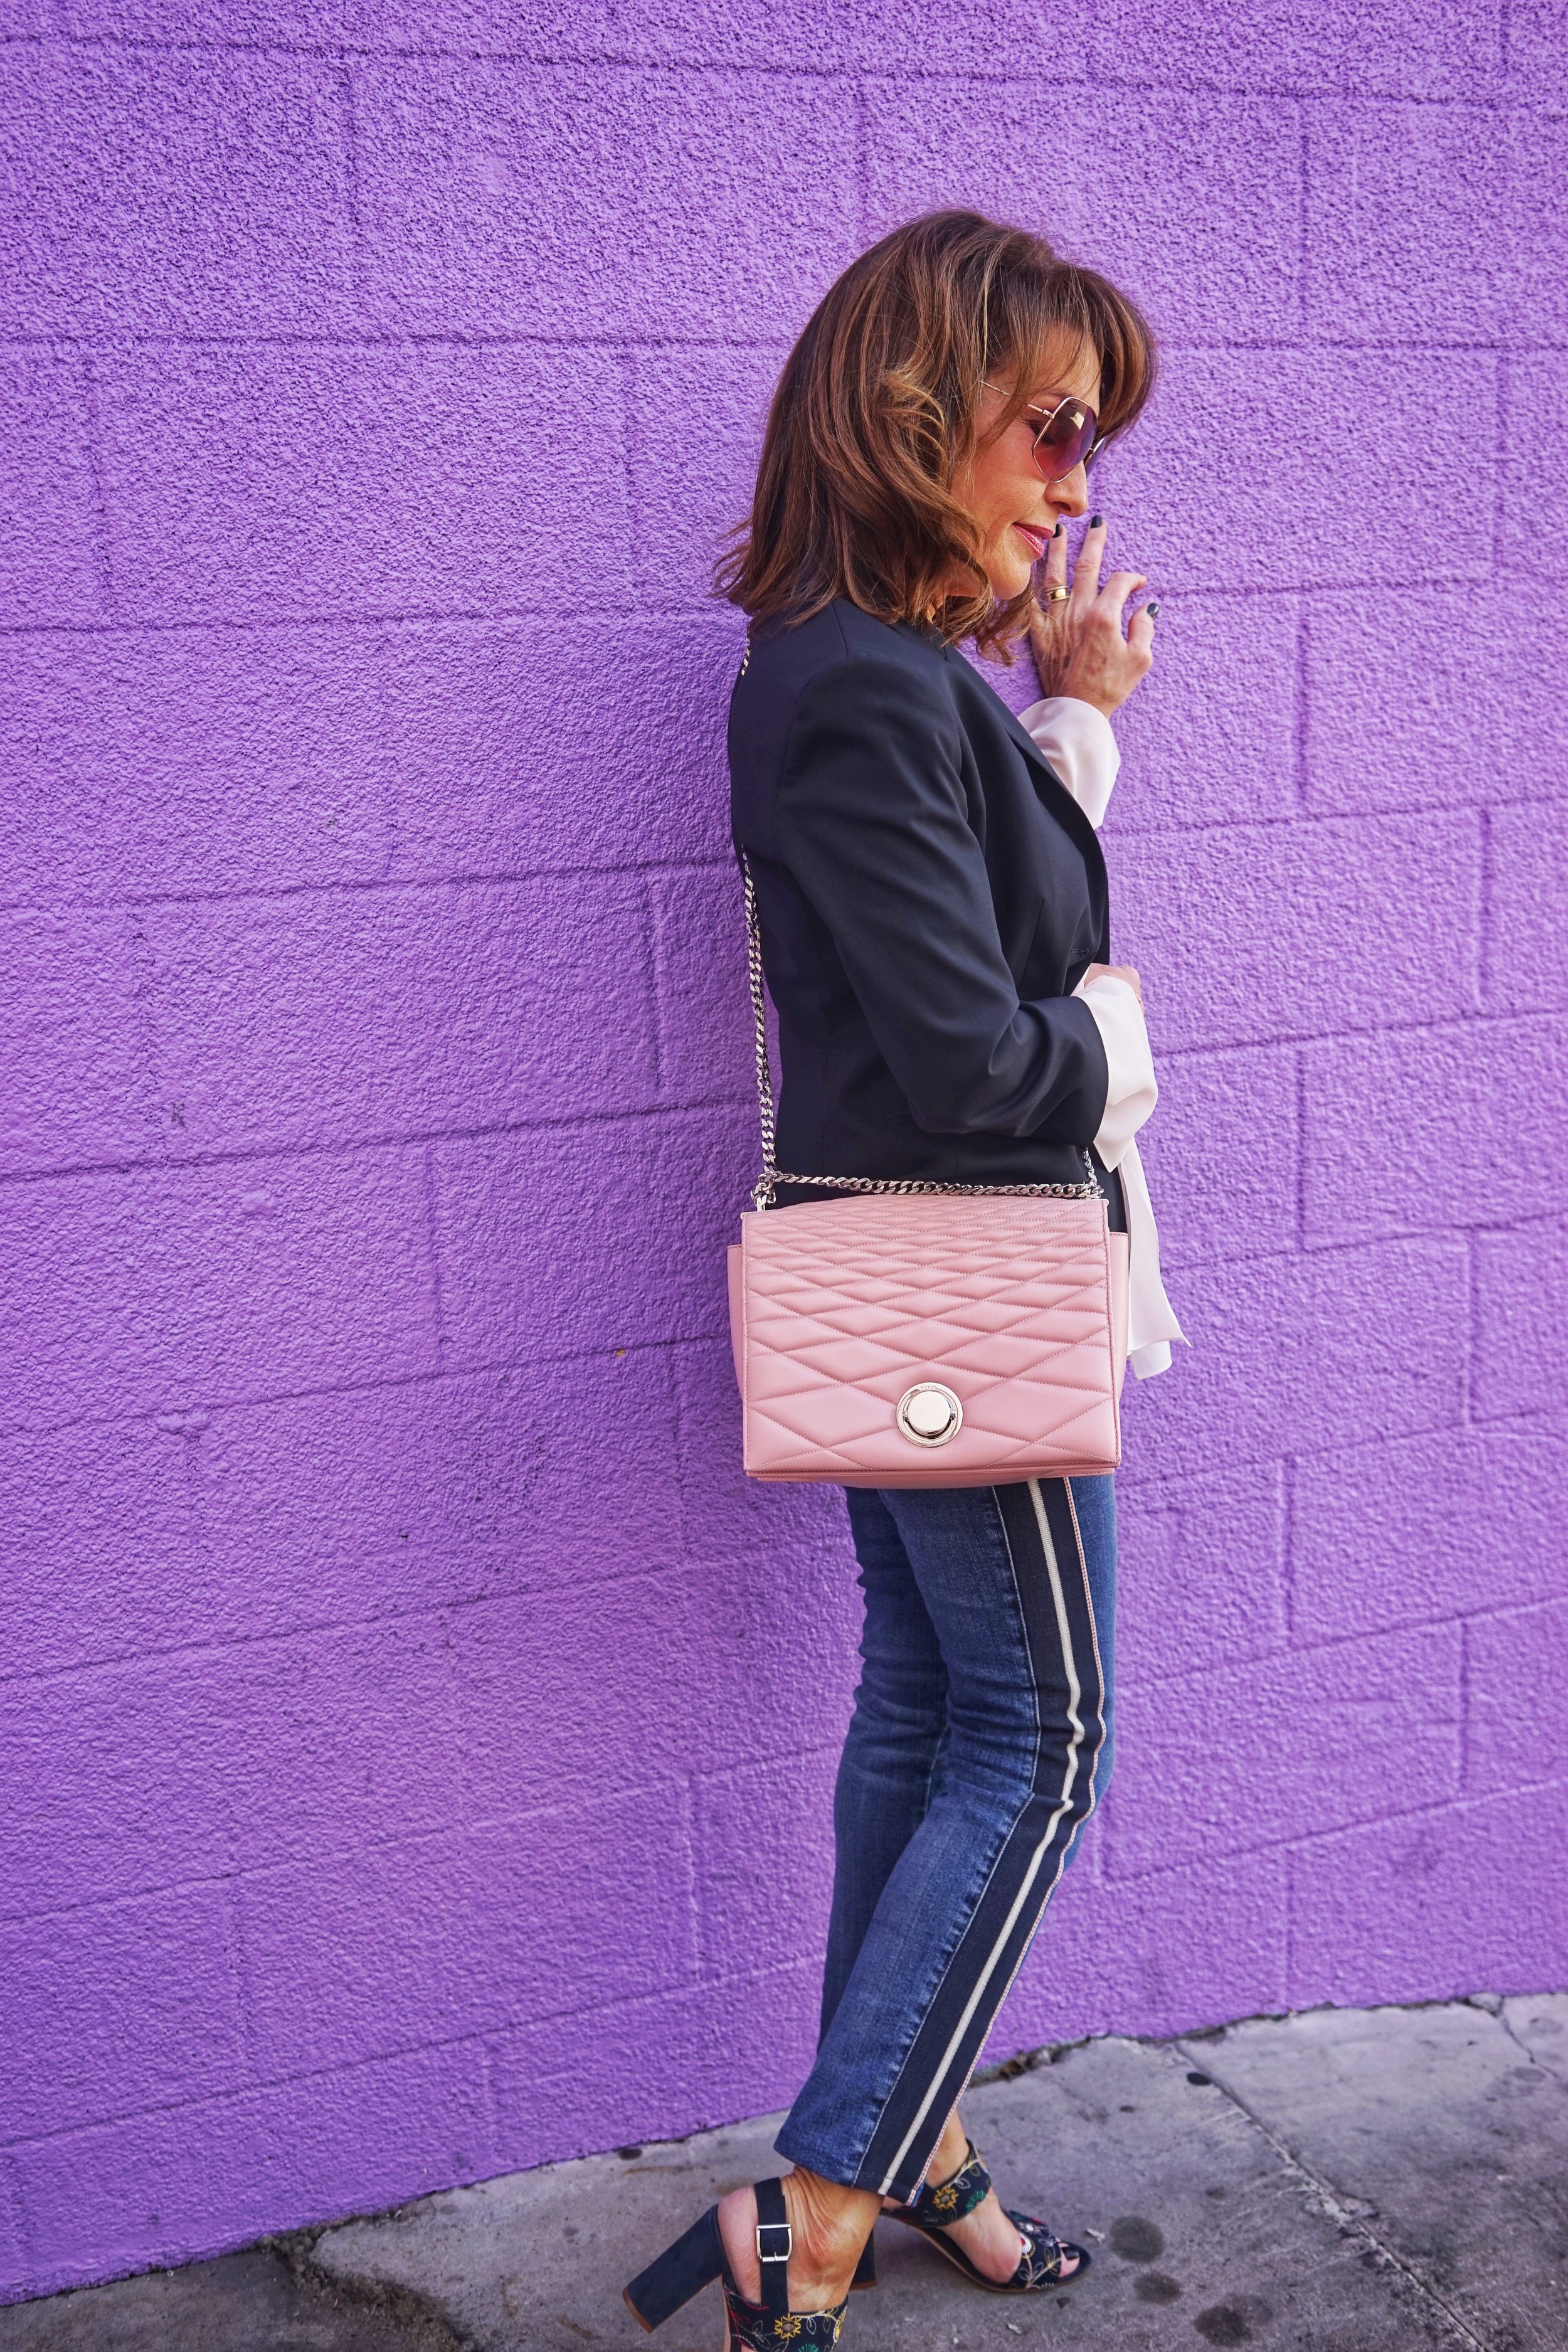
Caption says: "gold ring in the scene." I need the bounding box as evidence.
[1043,585,1069,604]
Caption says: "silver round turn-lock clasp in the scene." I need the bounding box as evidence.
[895,1382,963,1448]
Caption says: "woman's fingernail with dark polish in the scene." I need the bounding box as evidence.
[1052,521,1064,537]
[1147,600,1161,617]
[1090,512,1104,527]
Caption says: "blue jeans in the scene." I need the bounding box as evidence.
[775,1476,1116,2203]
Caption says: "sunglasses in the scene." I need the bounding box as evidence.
[983,381,1108,480]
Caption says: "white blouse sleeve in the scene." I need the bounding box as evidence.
[1074,972,1156,1169]
[1030,691,1187,1379]
[1019,695,1121,828]
[1074,972,1185,1377]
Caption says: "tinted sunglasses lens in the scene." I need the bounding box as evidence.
[1033,401,1098,479]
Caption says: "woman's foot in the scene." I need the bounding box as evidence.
[891,2111,1084,2285]
[719,2169,879,2308]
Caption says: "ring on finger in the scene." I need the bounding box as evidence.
[1042,585,1069,604]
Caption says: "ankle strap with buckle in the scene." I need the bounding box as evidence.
[752,2178,791,2319]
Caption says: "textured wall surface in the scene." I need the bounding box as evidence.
[4,0,1567,2306]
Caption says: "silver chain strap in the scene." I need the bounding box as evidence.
[741,857,1102,1213]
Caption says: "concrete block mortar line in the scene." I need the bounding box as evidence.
[1458,1616,1476,1794]
[1089,75,1512,110]
[852,75,869,245]
[2,851,736,923]
[1458,807,1493,1019]
[0,316,1530,349]
[1464,1227,1480,1429]
[0,2013,505,2169]
[0,1093,745,1208]
[22,34,867,82]
[1166,2029,1490,2351]
[76,347,117,623]
[1470,1397,1568,1439]
[1477,804,1496,1005]
[1279,1452,1299,1642]
[1293,89,1312,346]
[3,1873,786,2160]
[8,324,1559,361]
[675,1772,709,1990]
[0,1595,491,1708]
[332,46,368,322]
[0,575,1472,645]
[0,1322,687,1452]
[368,622,401,884]
[1123,1605,1469,1703]
[0,1528,704,1700]
[0,329,797,356]
[1290,591,1309,812]
[0,30,1503,105]
[214,1872,263,2092]
[1291,1040,1308,1251]
[216,1766,703,1904]
[420,1138,450,1364]
[122,903,175,1170]
[688,1740,845,1803]
[1290,1766,1568,1857]
[1493,346,1510,578]
[1101,1772,1533,1894]
[1293,1206,1542,1263]
[641,872,669,1103]
[618,344,649,605]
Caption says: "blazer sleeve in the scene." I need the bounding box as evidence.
[773,652,1110,1145]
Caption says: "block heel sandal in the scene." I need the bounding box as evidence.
[624,2176,850,2348]
[887,2139,1090,2294]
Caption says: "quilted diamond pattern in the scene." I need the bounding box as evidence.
[734,1197,1124,1486]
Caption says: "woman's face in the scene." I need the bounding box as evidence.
[955,337,1102,603]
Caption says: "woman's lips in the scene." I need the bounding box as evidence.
[1013,522,1051,560]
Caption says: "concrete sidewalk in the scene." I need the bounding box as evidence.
[5,1996,1565,2351]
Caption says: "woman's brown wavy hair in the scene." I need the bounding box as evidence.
[718,210,1157,662]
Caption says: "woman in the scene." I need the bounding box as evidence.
[626,211,1180,2347]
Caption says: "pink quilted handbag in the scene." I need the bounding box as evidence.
[728,864,1129,1488]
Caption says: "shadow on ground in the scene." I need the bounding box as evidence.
[5,1996,1565,2351]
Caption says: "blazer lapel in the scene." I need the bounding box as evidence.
[987,677,1108,874]
[934,644,1110,929]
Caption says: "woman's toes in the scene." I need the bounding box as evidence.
[946,2194,1025,2283]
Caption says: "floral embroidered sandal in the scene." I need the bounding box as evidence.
[872,2139,1090,2294]
[624,2176,848,2348]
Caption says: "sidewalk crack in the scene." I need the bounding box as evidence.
[1170,2038,1491,2352]
[1473,1997,1556,2078]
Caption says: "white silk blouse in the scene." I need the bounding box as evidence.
[1020,696,1187,1381]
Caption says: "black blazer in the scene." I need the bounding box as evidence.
[729,598,1125,1224]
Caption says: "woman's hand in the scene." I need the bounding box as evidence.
[1083,961,1143,1005]
[1027,514,1156,716]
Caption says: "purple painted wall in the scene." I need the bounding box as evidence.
[3,0,1566,2305]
